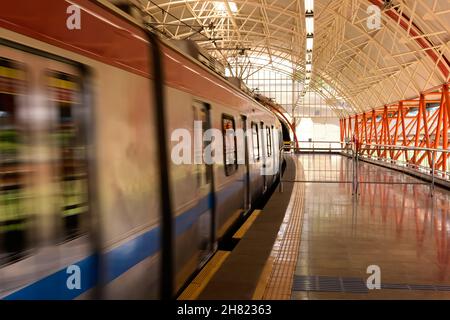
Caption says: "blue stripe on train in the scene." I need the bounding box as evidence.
[4,255,99,300]
[3,180,244,300]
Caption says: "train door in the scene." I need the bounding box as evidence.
[266,125,273,186]
[240,115,250,212]
[260,121,267,192]
[272,125,279,178]
[193,101,215,265]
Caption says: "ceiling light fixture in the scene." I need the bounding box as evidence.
[213,1,238,15]
[303,0,314,95]
[304,0,314,13]
[306,36,314,51]
[305,14,314,34]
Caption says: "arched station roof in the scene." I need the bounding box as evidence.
[114,0,450,116]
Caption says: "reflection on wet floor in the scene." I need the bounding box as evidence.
[292,154,450,300]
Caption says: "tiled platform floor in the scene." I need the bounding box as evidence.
[292,154,450,299]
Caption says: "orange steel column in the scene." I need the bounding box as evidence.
[392,104,401,159]
[348,116,352,139]
[344,118,349,139]
[382,106,389,158]
[443,84,450,173]
[445,84,450,123]
[386,107,394,159]
[413,97,423,165]
[419,93,432,166]
[367,111,374,156]
[399,101,409,162]
[362,112,368,155]
[444,108,448,173]
[434,94,444,150]
[372,110,379,157]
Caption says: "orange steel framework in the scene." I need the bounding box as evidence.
[340,84,450,176]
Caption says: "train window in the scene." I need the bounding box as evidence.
[46,70,88,241]
[260,121,265,158]
[193,103,211,185]
[251,122,260,161]
[266,126,272,157]
[222,114,237,176]
[0,57,29,265]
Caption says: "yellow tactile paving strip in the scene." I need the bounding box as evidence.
[252,255,275,299]
[177,250,230,300]
[259,159,305,300]
[233,210,261,239]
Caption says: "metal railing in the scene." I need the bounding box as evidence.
[354,143,450,195]
[284,140,346,153]
[279,141,358,193]
[279,141,449,197]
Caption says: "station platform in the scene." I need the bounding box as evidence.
[178,153,450,300]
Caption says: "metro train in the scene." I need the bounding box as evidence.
[0,1,284,299]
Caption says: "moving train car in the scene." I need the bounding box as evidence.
[0,0,283,299]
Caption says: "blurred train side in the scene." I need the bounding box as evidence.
[0,0,281,299]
